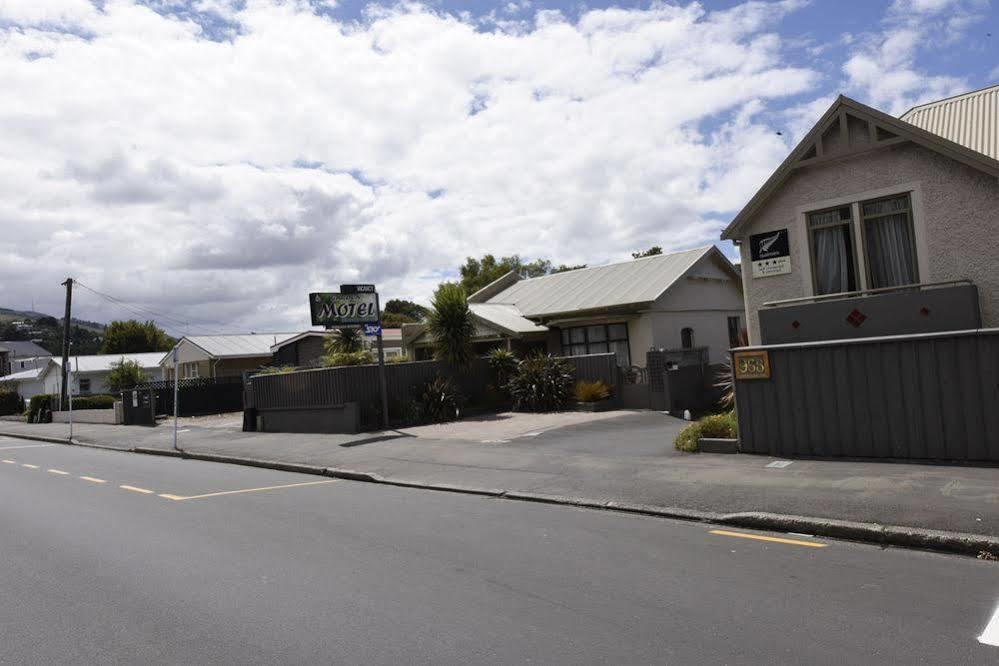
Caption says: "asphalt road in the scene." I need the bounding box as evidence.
[0,437,997,665]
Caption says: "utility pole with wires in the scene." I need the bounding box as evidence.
[59,278,73,410]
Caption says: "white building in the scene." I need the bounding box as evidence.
[4,352,166,402]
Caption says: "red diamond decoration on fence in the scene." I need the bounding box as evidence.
[920,307,931,316]
[846,309,867,327]
[791,320,801,329]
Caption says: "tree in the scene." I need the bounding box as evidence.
[553,263,587,273]
[632,246,663,259]
[106,359,148,392]
[380,299,429,328]
[324,328,362,354]
[427,283,475,367]
[101,320,175,354]
[458,254,553,295]
[383,299,428,320]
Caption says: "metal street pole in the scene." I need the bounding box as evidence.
[59,278,73,410]
[376,327,389,430]
[67,352,74,441]
[173,346,180,452]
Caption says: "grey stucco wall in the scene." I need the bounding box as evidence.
[734,142,999,343]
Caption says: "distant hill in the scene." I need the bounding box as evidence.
[0,307,105,333]
[0,307,105,355]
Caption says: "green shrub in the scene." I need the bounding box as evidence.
[415,375,464,423]
[0,390,24,416]
[28,394,55,423]
[321,351,374,367]
[486,348,518,387]
[255,365,297,375]
[508,353,575,412]
[70,394,117,410]
[106,358,149,392]
[674,411,738,452]
[385,354,411,364]
[573,379,611,403]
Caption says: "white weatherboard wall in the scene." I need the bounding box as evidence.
[639,252,745,364]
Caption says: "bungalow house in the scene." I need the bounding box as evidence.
[270,328,405,367]
[0,340,52,376]
[5,352,166,402]
[160,333,299,379]
[721,86,999,345]
[405,246,744,367]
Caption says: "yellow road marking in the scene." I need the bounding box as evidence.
[120,485,155,495]
[47,469,69,476]
[22,464,38,469]
[709,529,828,548]
[80,476,106,484]
[2,459,15,464]
[161,479,336,501]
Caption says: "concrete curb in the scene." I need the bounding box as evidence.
[1,429,996,558]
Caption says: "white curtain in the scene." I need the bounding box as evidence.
[813,225,851,294]
[864,198,916,288]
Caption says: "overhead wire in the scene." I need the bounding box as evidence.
[73,281,229,337]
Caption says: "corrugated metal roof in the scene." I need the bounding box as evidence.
[901,84,999,160]
[53,352,166,373]
[185,333,299,359]
[0,340,53,357]
[485,246,713,317]
[2,365,47,382]
[469,303,549,335]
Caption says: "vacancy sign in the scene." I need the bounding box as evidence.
[750,228,791,278]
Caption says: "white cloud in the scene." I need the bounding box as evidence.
[0,0,821,331]
[843,0,985,114]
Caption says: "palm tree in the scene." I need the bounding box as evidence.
[324,327,363,354]
[427,283,475,367]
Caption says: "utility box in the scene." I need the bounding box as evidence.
[121,389,156,426]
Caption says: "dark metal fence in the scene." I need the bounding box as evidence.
[735,328,999,462]
[247,353,620,430]
[136,376,245,417]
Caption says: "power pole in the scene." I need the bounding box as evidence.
[60,278,73,410]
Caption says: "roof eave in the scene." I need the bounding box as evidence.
[721,94,999,241]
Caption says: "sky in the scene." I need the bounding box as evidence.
[0,0,996,334]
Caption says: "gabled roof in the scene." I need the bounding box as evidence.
[0,340,52,357]
[53,352,166,373]
[469,303,549,337]
[480,246,735,319]
[901,84,999,160]
[721,94,999,240]
[176,333,299,360]
[270,330,329,352]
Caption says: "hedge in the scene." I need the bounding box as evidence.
[0,390,23,416]
[27,393,117,422]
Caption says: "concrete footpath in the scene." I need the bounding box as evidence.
[3,412,999,557]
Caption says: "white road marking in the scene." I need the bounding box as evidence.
[21,464,38,469]
[0,444,54,451]
[163,479,336,501]
[120,485,155,495]
[520,432,544,438]
[481,439,510,443]
[980,605,999,647]
[80,476,106,484]
[766,460,793,469]
[47,469,69,476]
[2,459,15,464]
[177,429,191,433]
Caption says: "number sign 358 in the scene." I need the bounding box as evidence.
[733,351,770,380]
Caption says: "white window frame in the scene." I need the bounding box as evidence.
[794,182,929,296]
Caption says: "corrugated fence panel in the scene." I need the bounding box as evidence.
[735,330,999,462]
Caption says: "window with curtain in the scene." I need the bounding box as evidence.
[861,194,918,289]
[808,206,857,295]
[560,323,630,366]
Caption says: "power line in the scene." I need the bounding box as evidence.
[73,281,229,337]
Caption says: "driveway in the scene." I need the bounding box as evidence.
[396,409,646,442]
